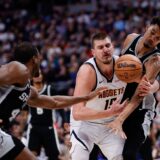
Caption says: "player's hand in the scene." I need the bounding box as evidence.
[136,75,151,97]
[85,87,107,100]
[0,119,3,123]
[107,119,127,139]
[109,98,129,115]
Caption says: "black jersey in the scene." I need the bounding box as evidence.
[0,82,30,128]
[29,84,55,126]
[122,35,160,101]
[122,35,159,123]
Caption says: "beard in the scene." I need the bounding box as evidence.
[103,57,112,64]
[143,40,154,49]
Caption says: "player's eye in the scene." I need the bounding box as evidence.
[98,46,103,49]
[105,43,111,48]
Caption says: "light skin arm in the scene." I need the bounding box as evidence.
[72,64,127,121]
[27,85,105,109]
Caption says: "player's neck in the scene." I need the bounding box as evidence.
[100,60,113,80]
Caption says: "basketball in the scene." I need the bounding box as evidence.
[115,54,143,83]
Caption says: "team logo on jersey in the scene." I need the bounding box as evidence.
[99,80,104,84]
[129,48,134,52]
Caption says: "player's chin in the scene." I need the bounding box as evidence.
[103,57,112,64]
[33,70,40,77]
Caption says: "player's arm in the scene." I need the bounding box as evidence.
[107,76,152,139]
[144,54,160,83]
[72,64,127,121]
[0,61,29,86]
[107,70,159,138]
[27,85,104,109]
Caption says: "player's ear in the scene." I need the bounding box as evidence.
[145,24,150,31]
[91,49,95,56]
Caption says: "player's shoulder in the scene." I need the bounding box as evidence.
[79,61,95,74]
[126,33,139,41]
[11,61,29,76]
[76,61,96,82]
[8,61,29,83]
[8,61,26,70]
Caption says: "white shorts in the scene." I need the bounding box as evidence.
[70,122,125,160]
[0,129,25,159]
[0,129,15,158]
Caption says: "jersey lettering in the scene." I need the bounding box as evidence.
[99,87,124,98]
[19,92,29,102]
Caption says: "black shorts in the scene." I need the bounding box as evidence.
[28,125,59,159]
[0,129,25,160]
[122,109,153,160]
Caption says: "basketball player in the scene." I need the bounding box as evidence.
[107,16,160,160]
[70,32,129,160]
[0,42,105,160]
[27,70,59,159]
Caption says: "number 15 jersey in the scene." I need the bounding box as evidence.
[71,56,126,125]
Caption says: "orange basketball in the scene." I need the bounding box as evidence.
[115,54,143,83]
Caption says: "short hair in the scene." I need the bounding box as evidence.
[13,42,39,64]
[91,32,111,48]
[150,16,160,27]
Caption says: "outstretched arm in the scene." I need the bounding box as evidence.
[27,86,104,109]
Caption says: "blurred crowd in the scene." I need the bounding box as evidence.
[0,0,160,159]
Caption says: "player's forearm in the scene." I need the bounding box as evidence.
[115,96,141,123]
[73,107,113,121]
[29,94,90,109]
[149,80,159,93]
[145,61,160,84]
[52,95,89,107]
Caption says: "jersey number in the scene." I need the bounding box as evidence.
[36,108,44,115]
[105,98,116,110]
[9,109,20,122]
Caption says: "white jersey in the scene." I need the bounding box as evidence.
[70,57,127,126]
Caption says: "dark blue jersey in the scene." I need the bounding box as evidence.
[0,82,30,128]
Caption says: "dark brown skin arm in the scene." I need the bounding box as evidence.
[27,86,105,110]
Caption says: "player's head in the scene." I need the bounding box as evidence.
[91,32,114,64]
[143,16,160,49]
[32,69,44,85]
[13,42,41,77]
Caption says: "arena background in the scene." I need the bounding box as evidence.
[0,0,160,159]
